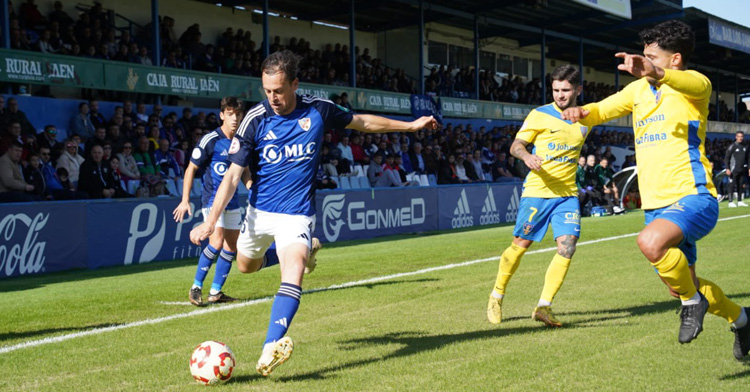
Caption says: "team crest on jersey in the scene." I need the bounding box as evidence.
[228,138,240,154]
[298,118,311,131]
[580,126,588,138]
[522,222,534,235]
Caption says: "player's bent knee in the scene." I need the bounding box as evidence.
[236,255,263,273]
[556,235,577,258]
[636,230,665,262]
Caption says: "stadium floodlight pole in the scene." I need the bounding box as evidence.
[541,29,546,105]
[1,0,8,49]
[151,0,161,105]
[350,0,356,88]
[735,74,739,123]
[262,0,270,60]
[614,45,620,92]
[474,15,479,100]
[715,72,720,122]
[419,0,425,95]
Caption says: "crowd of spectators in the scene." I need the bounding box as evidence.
[0,93,747,206]
[7,0,750,125]
[0,96,219,202]
[426,66,620,106]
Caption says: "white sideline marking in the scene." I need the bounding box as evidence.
[1,214,748,355]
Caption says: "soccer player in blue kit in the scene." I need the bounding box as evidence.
[174,97,250,306]
[190,50,438,376]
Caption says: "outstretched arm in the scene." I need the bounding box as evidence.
[346,114,438,133]
[616,52,711,100]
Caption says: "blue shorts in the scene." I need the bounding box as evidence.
[644,194,718,265]
[513,197,581,242]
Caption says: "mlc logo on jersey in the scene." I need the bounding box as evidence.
[262,142,317,164]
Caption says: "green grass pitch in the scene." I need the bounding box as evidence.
[1,207,749,391]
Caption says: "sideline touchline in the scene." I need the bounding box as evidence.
[2,214,748,355]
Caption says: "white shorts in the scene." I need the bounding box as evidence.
[202,207,242,230]
[236,205,315,259]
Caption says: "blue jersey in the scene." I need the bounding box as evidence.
[190,128,240,210]
[229,94,353,216]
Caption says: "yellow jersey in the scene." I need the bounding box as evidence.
[580,69,716,210]
[515,103,589,198]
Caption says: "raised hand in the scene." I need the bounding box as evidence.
[615,52,663,79]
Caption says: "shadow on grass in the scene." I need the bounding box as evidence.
[719,365,750,381]
[240,295,750,383]
[0,323,121,343]
[263,322,606,383]
[0,258,197,293]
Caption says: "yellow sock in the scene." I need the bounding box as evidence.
[540,254,572,303]
[652,248,697,301]
[492,243,527,296]
[698,278,742,323]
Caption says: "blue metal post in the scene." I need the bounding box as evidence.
[541,29,546,105]
[419,0,425,95]
[715,73,720,121]
[350,0,356,88]
[1,0,8,49]
[474,16,479,100]
[151,0,161,105]
[579,37,584,103]
[735,74,739,123]
[151,0,161,67]
[614,45,620,91]
[263,0,270,59]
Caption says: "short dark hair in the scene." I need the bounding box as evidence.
[220,96,244,114]
[550,65,581,86]
[639,20,695,63]
[261,49,300,82]
[10,140,24,149]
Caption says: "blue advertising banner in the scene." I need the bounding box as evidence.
[86,198,209,269]
[314,188,439,243]
[0,202,87,278]
[0,184,528,279]
[708,17,750,55]
[437,184,522,231]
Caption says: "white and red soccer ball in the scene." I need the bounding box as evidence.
[189,341,236,385]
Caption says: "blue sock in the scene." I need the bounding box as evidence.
[264,283,301,345]
[261,244,280,269]
[193,244,218,288]
[210,249,235,294]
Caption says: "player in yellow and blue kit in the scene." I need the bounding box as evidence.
[562,20,749,359]
[487,65,589,328]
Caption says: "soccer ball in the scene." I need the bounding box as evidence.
[189,341,236,385]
